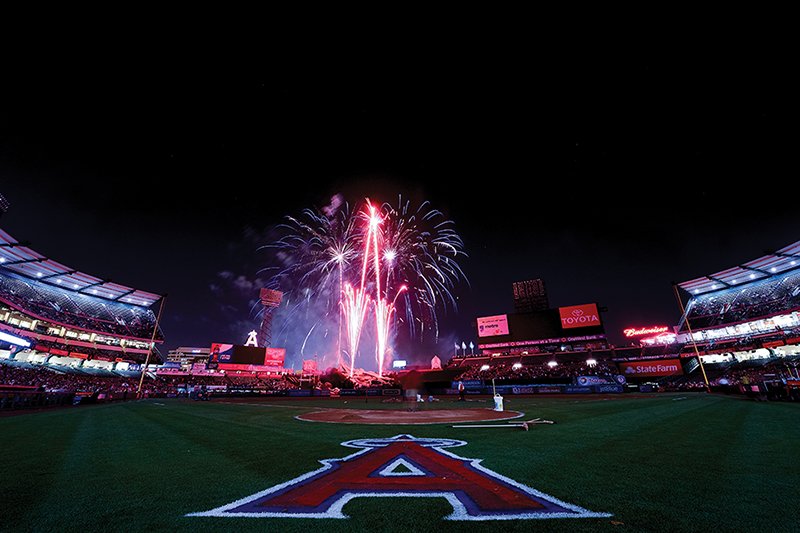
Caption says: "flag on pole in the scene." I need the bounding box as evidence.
[454,342,459,350]
[461,342,467,350]
[469,342,474,350]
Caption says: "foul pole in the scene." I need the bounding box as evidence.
[672,284,710,393]
[137,295,167,398]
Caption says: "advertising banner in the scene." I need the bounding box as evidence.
[451,380,483,389]
[264,347,286,367]
[209,343,234,368]
[559,304,601,329]
[618,358,683,377]
[477,315,510,337]
[564,386,593,394]
[593,384,624,393]
[576,375,613,386]
[623,325,669,338]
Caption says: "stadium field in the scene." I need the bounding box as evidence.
[2,394,798,532]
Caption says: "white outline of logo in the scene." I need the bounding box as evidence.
[187,435,611,521]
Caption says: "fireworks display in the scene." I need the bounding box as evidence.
[264,195,467,375]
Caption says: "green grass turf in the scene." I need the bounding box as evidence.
[1,394,798,532]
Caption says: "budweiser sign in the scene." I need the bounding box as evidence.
[623,325,670,338]
[559,304,601,329]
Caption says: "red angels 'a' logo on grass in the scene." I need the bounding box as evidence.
[187,435,611,521]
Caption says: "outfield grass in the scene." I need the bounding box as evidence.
[1,394,798,532]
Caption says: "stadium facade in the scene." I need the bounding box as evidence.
[0,227,164,375]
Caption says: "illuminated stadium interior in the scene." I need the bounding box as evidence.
[0,228,163,372]
[677,241,800,358]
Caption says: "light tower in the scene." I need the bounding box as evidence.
[259,288,283,348]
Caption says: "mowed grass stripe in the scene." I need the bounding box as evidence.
[1,394,798,533]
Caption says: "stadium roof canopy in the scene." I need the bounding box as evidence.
[0,228,161,307]
[678,240,800,296]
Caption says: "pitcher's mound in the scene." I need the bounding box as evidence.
[297,408,523,425]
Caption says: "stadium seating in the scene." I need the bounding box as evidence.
[682,269,800,330]
[0,270,161,340]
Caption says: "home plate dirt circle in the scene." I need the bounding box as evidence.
[297,408,524,425]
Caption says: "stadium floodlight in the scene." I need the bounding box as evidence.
[749,274,756,279]
[792,261,797,266]
[73,284,78,288]
[480,364,490,371]
[56,279,62,284]
[693,290,699,294]
[770,267,777,273]
[547,361,558,368]
[711,284,718,289]
[36,272,42,277]
[0,257,5,263]
[92,289,97,294]
[732,279,737,284]
[512,363,522,370]
[0,331,31,347]
[586,358,597,366]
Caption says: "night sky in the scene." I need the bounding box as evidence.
[1,58,796,363]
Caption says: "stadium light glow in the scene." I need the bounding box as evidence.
[0,331,31,347]
[770,267,777,273]
[36,272,42,277]
[750,274,756,279]
[0,257,5,263]
[73,284,79,288]
[693,290,699,294]
[92,289,97,294]
[586,358,597,366]
[711,284,718,289]
[480,364,490,371]
[56,279,62,283]
[547,361,558,368]
[512,363,522,370]
[732,279,737,284]
[792,261,797,266]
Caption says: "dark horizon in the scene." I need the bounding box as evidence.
[1,58,797,364]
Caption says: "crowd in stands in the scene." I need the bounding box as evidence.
[0,270,161,339]
[683,269,800,330]
[0,361,301,401]
[1,362,138,396]
[455,359,615,381]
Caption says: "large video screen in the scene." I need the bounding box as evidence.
[229,345,268,365]
[209,343,286,369]
[558,303,601,329]
[477,315,510,337]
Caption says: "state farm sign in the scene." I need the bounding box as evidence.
[559,304,601,329]
[618,359,683,377]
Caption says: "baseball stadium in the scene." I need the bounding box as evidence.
[1,190,798,533]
